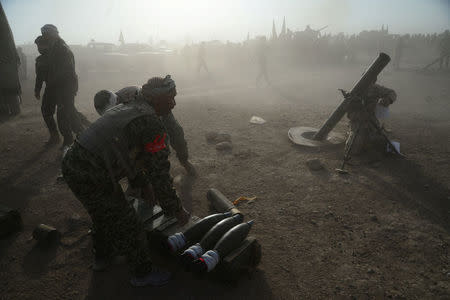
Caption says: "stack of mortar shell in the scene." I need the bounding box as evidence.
[165,212,232,254]
[165,188,261,278]
[190,220,254,274]
[180,213,245,269]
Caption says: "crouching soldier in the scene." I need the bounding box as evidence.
[93,85,196,176]
[345,80,397,155]
[62,75,190,287]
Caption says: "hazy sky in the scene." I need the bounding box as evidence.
[3,0,449,45]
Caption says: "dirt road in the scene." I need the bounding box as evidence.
[1,65,449,299]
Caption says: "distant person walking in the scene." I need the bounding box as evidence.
[197,42,209,75]
[392,36,404,71]
[256,37,270,85]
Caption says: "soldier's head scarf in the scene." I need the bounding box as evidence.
[94,90,117,115]
[41,24,59,38]
[35,35,50,54]
[141,75,176,101]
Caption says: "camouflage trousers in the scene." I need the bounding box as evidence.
[61,143,152,276]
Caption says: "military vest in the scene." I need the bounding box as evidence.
[78,100,155,163]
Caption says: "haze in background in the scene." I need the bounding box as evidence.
[3,0,450,45]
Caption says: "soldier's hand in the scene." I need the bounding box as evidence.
[34,91,40,100]
[181,160,197,178]
[175,207,191,226]
[142,184,157,207]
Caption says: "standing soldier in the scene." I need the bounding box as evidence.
[34,35,60,145]
[62,75,190,286]
[345,80,397,155]
[392,36,404,71]
[197,42,209,75]
[35,33,90,146]
[255,36,270,85]
[40,24,84,147]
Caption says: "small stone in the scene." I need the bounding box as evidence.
[70,213,81,221]
[216,141,232,151]
[370,215,378,222]
[67,213,84,230]
[367,268,375,274]
[56,174,65,184]
[424,184,430,190]
[325,212,334,218]
[306,158,324,171]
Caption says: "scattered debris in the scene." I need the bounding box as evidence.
[216,141,233,151]
[370,215,379,222]
[233,196,257,206]
[367,268,376,274]
[0,205,22,238]
[33,224,60,244]
[56,174,65,184]
[306,158,324,171]
[249,116,266,124]
[205,131,231,144]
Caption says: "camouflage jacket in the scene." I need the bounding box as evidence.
[68,111,182,214]
[115,86,189,163]
[347,83,397,122]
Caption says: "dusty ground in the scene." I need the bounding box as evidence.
[0,62,449,299]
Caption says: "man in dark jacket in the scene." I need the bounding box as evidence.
[40,24,84,146]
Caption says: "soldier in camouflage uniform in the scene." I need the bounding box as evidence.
[62,75,190,287]
[345,81,397,155]
[93,86,195,176]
